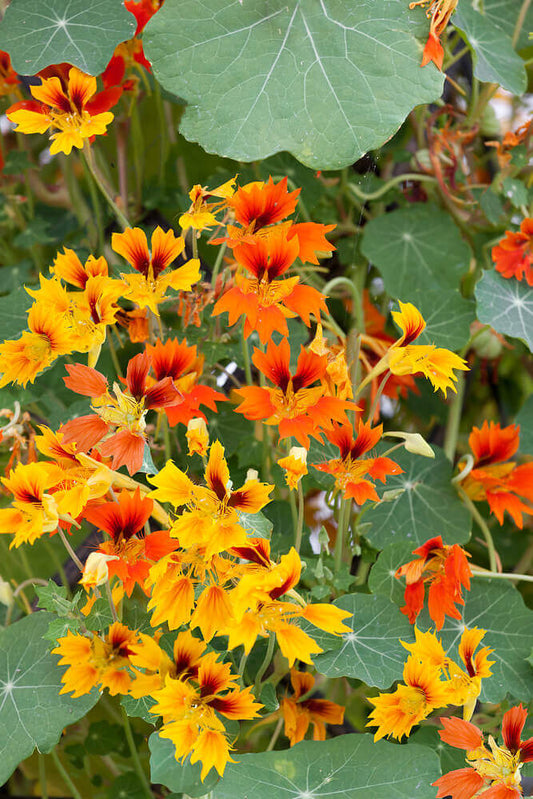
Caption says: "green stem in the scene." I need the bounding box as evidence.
[38,753,48,799]
[241,324,253,385]
[51,749,83,799]
[105,579,118,623]
[322,276,363,331]
[366,372,391,424]
[83,143,130,230]
[348,174,437,202]
[255,634,276,689]
[266,718,284,751]
[443,372,466,462]
[238,649,248,678]
[120,706,153,799]
[334,498,350,573]
[471,568,533,584]
[512,0,532,46]
[458,489,498,573]
[107,330,123,379]
[57,527,85,573]
[211,241,227,288]
[295,481,305,554]
[80,152,104,252]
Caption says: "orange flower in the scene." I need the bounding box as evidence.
[146,337,226,426]
[409,0,458,70]
[61,353,181,474]
[395,535,472,630]
[52,622,139,697]
[129,629,207,697]
[0,461,64,547]
[112,226,200,314]
[213,226,327,343]
[82,488,178,596]
[367,655,449,740]
[0,302,73,388]
[7,66,120,155]
[315,419,402,504]
[0,51,20,97]
[434,706,533,799]
[460,421,533,527]
[277,446,308,490]
[234,338,357,447]
[281,669,344,745]
[492,218,533,285]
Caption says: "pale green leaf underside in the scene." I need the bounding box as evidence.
[363,446,471,549]
[313,593,415,688]
[454,4,526,96]
[475,270,533,352]
[361,204,470,299]
[211,736,441,799]
[0,612,98,786]
[424,580,533,704]
[0,0,135,75]
[144,0,444,170]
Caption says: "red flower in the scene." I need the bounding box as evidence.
[83,488,177,595]
[234,339,356,447]
[395,535,471,630]
[492,218,533,285]
[461,421,533,527]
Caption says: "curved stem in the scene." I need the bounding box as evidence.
[348,173,437,202]
[120,705,153,799]
[255,634,276,689]
[57,527,85,573]
[458,488,498,573]
[211,241,227,288]
[266,718,284,751]
[295,481,305,554]
[50,749,83,799]
[83,143,130,230]
[513,0,532,46]
[451,454,474,485]
[443,372,465,462]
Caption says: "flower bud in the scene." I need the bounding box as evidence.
[186,417,209,457]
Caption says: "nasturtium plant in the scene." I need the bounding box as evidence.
[0,0,533,797]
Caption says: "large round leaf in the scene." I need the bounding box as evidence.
[210,736,441,799]
[143,0,444,170]
[0,0,135,76]
[0,612,99,786]
[363,446,471,550]
[475,270,533,353]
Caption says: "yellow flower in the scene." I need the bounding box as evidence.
[277,446,308,490]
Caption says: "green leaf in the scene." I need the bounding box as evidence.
[410,289,476,350]
[107,772,148,799]
[516,395,533,455]
[144,0,443,170]
[482,0,533,51]
[212,736,441,799]
[361,204,470,298]
[0,612,98,785]
[149,733,219,797]
[0,287,32,342]
[86,721,128,756]
[454,4,527,95]
[368,541,415,605]
[363,446,471,549]
[0,0,136,76]
[426,579,533,704]
[312,593,415,688]
[121,693,156,725]
[138,443,158,475]
[475,270,533,352]
[35,580,81,616]
[502,177,529,209]
[237,510,273,540]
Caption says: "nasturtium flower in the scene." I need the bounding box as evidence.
[179,177,236,231]
[315,419,402,504]
[52,622,139,697]
[367,654,449,741]
[409,0,458,70]
[234,338,357,447]
[460,421,533,527]
[0,461,64,547]
[129,629,207,697]
[186,417,209,457]
[280,669,344,745]
[212,225,327,343]
[7,66,120,155]
[395,535,472,630]
[492,218,533,285]
[434,705,533,799]
[112,226,200,315]
[148,440,273,558]
[0,50,20,97]
[82,488,178,596]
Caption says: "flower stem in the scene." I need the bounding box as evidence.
[471,567,533,584]
[295,481,305,554]
[241,324,252,385]
[38,753,48,799]
[105,579,119,623]
[255,634,276,690]
[57,527,85,573]
[50,749,83,799]
[458,488,498,573]
[120,705,153,799]
[334,498,350,572]
[348,173,437,202]
[211,241,227,289]
[83,142,130,230]
[266,717,284,751]
[443,372,465,462]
